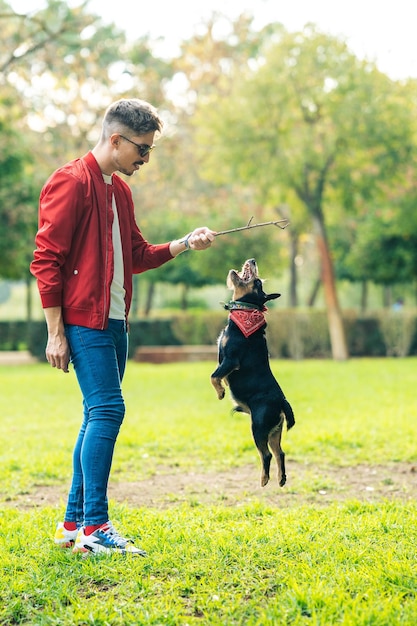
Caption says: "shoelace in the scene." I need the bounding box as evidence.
[101,522,129,548]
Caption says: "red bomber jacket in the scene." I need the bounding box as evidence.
[30,151,174,329]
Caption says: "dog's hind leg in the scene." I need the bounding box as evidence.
[251,419,273,487]
[268,416,286,487]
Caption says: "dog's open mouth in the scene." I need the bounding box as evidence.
[227,258,259,292]
[237,259,258,283]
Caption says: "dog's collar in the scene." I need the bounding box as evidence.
[222,300,265,312]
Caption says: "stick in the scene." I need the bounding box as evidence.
[214,216,290,237]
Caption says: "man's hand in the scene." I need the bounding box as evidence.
[170,227,216,257]
[186,227,216,250]
[46,333,70,373]
[44,306,70,373]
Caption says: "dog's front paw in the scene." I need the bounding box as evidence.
[211,377,225,400]
[217,388,225,400]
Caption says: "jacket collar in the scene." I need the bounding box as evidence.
[83,151,104,179]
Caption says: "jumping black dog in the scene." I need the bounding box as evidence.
[211,259,295,487]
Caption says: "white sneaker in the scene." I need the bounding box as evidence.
[54,522,80,548]
[73,521,147,556]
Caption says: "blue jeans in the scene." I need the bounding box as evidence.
[64,320,128,526]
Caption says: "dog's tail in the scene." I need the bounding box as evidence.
[282,398,295,430]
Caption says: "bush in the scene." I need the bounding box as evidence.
[344,313,385,357]
[377,311,417,357]
[170,311,227,346]
[127,319,180,358]
[0,321,28,351]
[267,310,331,359]
[27,320,48,360]
[3,309,417,359]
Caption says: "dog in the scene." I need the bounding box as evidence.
[211,259,295,487]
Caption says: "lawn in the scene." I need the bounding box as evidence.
[1,358,417,625]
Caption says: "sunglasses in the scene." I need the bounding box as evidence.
[119,135,155,157]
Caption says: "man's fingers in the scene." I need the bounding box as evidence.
[189,232,215,249]
[47,353,70,372]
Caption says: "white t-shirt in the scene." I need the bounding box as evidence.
[103,174,125,320]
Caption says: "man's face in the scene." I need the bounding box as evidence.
[112,131,156,176]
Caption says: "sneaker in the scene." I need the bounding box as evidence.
[73,521,147,556]
[54,522,79,548]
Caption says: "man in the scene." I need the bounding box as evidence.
[30,98,215,556]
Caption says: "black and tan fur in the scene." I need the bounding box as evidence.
[211,259,295,487]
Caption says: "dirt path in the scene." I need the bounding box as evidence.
[6,461,417,510]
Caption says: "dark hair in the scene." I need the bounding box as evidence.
[103,98,163,136]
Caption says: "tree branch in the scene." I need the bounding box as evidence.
[214,217,290,237]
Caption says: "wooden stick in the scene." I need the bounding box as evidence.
[214,216,290,236]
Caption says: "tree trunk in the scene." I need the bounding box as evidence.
[131,274,140,320]
[383,285,391,308]
[360,281,368,314]
[144,282,155,317]
[181,284,189,311]
[307,277,321,307]
[25,275,33,350]
[313,215,349,361]
[289,233,298,307]
[275,205,298,307]
[25,275,32,322]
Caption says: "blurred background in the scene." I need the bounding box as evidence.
[1,0,417,361]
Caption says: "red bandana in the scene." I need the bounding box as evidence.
[229,309,266,337]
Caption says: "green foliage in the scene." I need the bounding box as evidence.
[340,213,417,285]
[343,313,386,357]
[2,3,417,317]
[377,310,417,357]
[266,309,331,359]
[0,2,102,279]
[6,307,417,358]
[127,319,181,355]
[194,24,413,215]
[0,119,38,279]
[150,251,218,289]
[0,320,29,350]
[0,0,171,282]
[190,23,417,357]
[170,311,226,345]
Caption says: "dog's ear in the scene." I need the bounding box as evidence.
[265,293,281,301]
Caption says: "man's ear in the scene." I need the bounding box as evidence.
[265,293,281,302]
[110,133,121,148]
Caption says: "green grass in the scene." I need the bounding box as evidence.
[2,502,417,625]
[1,359,417,625]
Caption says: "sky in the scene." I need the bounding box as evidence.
[11,0,417,81]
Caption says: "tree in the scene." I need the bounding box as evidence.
[0,0,172,278]
[193,23,414,359]
[341,185,417,304]
[331,75,417,308]
[0,119,38,279]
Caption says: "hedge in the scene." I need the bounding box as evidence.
[1,309,416,360]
